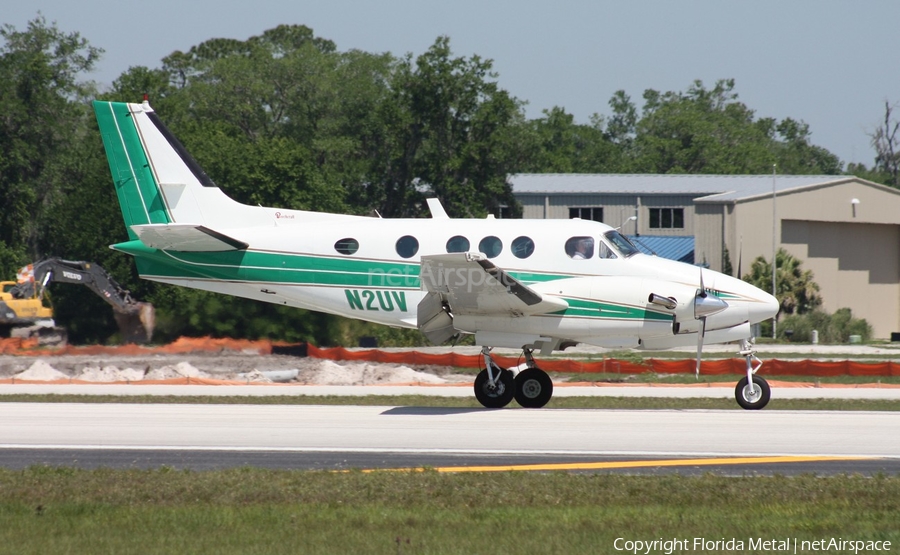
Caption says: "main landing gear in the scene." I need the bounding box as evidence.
[474,342,770,410]
[474,347,554,409]
[734,339,770,410]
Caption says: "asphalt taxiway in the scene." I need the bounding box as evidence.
[2,402,899,475]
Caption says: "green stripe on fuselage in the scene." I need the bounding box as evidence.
[112,241,421,288]
[114,241,674,322]
[93,101,170,239]
[555,297,672,322]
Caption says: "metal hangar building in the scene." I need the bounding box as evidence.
[509,173,900,339]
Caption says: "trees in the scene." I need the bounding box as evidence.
[583,79,843,176]
[98,31,530,340]
[372,36,526,218]
[743,249,826,340]
[1,18,861,345]
[871,100,899,188]
[523,106,624,174]
[632,79,772,173]
[743,248,823,319]
[0,17,131,343]
[0,16,102,278]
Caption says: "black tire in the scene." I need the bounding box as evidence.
[514,368,554,408]
[735,375,770,410]
[474,366,515,408]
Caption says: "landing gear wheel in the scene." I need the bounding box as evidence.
[474,366,515,408]
[735,375,770,410]
[514,368,553,408]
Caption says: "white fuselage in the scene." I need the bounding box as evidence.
[141,208,778,350]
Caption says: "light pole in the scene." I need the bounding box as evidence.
[772,164,777,340]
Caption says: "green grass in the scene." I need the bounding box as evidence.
[1,468,898,554]
[2,392,900,411]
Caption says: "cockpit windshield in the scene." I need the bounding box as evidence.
[603,230,640,257]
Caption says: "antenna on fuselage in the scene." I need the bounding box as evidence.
[426,198,449,219]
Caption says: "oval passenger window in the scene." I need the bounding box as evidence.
[478,236,503,259]
[446,235,470,253]
[395,235,419,259]
[334,238,359,255]
[511,236,534,259]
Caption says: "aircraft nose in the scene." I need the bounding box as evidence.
[754,290,780,322]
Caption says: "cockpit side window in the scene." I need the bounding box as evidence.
[598,240,618,259]
[565,236,594,260]
[604,230,640,257]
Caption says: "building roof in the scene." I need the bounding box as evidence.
[509,173,851,202]
[628,235,695,264]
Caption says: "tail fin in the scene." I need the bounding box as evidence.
[93,100,267,240]
[94,100,172,238]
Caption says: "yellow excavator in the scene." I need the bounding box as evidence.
[0,259,154,346]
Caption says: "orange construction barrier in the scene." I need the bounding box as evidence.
[2,336,900,377]
[305,344,900,377]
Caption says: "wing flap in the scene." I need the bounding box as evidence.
[130,223,248,252]
[419,253,567,316]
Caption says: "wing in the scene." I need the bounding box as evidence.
[130,223,248,252]
[417,253,568,343]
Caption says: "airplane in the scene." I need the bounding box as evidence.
[92,99,780,410]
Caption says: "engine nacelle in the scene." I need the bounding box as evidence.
[656,287,748,335]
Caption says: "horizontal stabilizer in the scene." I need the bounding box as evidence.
[131,224,248,252]
[419,253,568,317]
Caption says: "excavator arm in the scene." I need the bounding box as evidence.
[9,259,155,344]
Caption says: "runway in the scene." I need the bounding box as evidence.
[3,382,900,399]
[2,402,899,475]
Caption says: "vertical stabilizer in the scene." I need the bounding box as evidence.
[94,100,272,233]
[94,101,171,238]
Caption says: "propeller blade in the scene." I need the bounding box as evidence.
[693,268,719,380]
[695,316,705,379]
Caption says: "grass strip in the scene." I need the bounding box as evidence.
[0,468,898,554]
[2,393,900,411]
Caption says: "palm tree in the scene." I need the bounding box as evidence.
[742,248,822,320]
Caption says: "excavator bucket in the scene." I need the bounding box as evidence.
[113,302,156,344]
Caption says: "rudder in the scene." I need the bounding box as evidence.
[93,101,171,238]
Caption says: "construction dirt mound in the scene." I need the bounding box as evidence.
[0,351,472,386]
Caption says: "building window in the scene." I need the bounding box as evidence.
[649,208,684,229]
[495,205,513,219]
[569,207,603,222]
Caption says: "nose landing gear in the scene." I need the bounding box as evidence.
[734,340,770,410]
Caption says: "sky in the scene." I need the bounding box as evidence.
[5,0,899,167]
